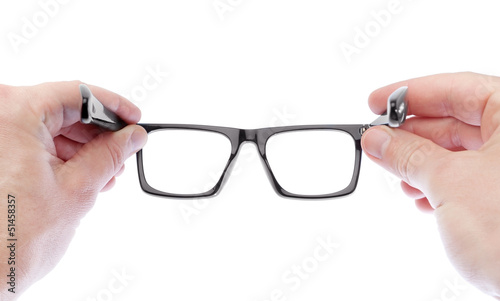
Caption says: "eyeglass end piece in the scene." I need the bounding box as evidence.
[369,86,408,128]
[79,84,127,131]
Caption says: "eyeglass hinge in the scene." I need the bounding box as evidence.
[359,124,371,135]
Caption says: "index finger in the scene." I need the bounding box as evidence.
[27,80,141,136]
[368,72,498,126]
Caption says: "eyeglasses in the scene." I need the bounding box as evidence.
[137,124,364,199]
[79,85,408,199]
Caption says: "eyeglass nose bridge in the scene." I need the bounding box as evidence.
[242,128,257,142]
[222,130,281,197]
[238,128,270,157]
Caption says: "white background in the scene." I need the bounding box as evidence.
[1,0,500,300]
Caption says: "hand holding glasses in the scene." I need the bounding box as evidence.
[80,85,408,199]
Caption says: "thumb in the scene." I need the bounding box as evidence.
[60,125,148,198]
[361,126,449,191]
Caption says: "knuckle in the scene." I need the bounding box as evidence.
[449,120,463,149]
[0,83,12,98]
[104,135,126,173]
[394,139,435,185]
[57,166,98,211]
[0,85,13,118]
[70,79,84,86]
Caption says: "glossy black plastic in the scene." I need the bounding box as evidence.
[80,85,127,131]
[78,84,408,199]
[136,124,364,199]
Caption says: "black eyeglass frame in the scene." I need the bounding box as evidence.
[136,124,364,199]
[79,84,408,199]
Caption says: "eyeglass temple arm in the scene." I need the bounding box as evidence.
[79,84,408,133]
[79,84,128,131]
[361,86,408,134]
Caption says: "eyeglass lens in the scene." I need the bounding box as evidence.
[140,128,356,196]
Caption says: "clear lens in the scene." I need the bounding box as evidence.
[141,129,232,195]
[265,129,356,196]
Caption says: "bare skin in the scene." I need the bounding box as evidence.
[1,75,499,299]
[0,81,147,300]
[362,72,500,299]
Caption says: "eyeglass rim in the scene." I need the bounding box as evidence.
[135,123,364,199]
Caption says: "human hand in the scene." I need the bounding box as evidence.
[361,72,500,299]
[0,81,147,299]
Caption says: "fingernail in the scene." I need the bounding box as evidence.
[131,128,148,152]
[363,128,391,160]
